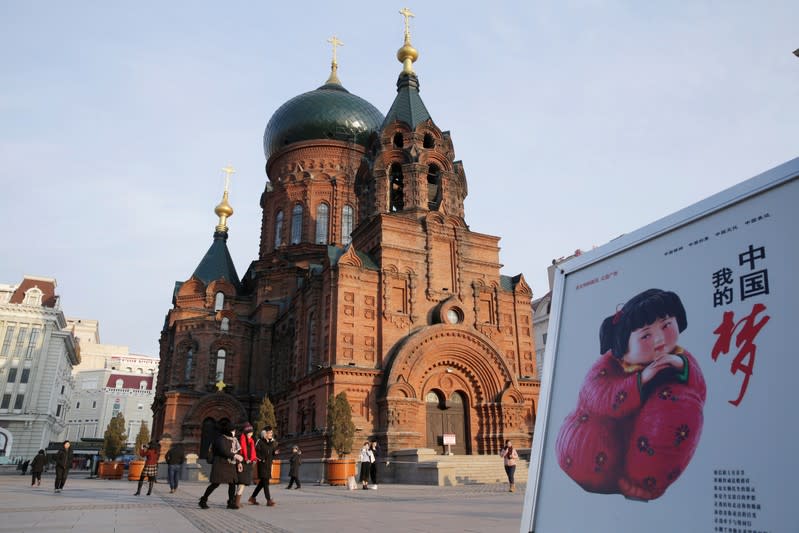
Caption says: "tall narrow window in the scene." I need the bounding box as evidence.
[215,349,226,382]
[0,326,13,356]
[13,326,27,357]
[306,312,317,373]
[315,203,329,244]
[25,327,40,359]
[7,367,17,382]
[342,205,354,246]
[290,204,303,244]
[274,210,284,249]
[0,394,10,409]
[115,379,124,388]
[15,395,25,410]
[214,292,224,311]
[185,348,193,382]
[220,317,230,332]
[390,163,404,212]
[427,164,441,210]
[20,368,29,384]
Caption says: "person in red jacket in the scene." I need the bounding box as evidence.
[556,289,706,501]
[134,441,160,496]
[235,423,257,509]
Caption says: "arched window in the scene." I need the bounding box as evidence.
[290,204,303,244]
[115,379,124,389]
[390,163,404,212]
[220,317,230,332]
[393,132,403,148]
[23,287,43,306]
[139,380,147,390]
[427,164,441,210]
[274,210,284,249]
[315,203,329,244]
[423,133,435,149]
[342,205,354,246]
[214,292,224,311]
[184,347,194,382]
[215,349,226,382]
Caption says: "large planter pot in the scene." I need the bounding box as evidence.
[270,459,281,485]
[326,458,356,486]
[98,461,124,480]
[127,460,145,481]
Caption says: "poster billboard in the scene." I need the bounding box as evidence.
[521,157,799,533]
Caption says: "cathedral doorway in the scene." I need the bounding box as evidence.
[200,417,226,461]
[425,390,469,455]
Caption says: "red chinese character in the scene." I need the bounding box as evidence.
[711,303,770,406]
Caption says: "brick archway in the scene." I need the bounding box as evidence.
[180,393,247,455]
[382,324,525,454]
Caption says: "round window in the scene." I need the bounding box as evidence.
[446,308,460,324]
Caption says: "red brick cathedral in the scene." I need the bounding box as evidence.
[152,16,540,460]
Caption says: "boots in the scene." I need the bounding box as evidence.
[147,480,154,496]
[134,478,144,495]
[248,496,259,505]
[227,496,240,509]
[267,499,276,506]
[509,483,515,492]
[199,497,209,509]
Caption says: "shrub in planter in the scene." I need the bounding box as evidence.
[326,392,356,485]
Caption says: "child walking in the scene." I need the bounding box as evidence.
[286,445,302,489]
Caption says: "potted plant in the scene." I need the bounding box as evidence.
[128,422,150,481]
[99,413,127,479]
[325,391,356,485]
[254,394,281,484]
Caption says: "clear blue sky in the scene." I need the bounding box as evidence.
[2,1,797,357]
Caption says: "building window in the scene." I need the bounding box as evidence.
[315,203,329,244]
[220,317,230,332]
[55,402,61,416]
[427,163,441,210]
[25,327,40,359]
[0,325,14,356]
[393,132,403,148]
[76,401,80,409]
[214,292,224,311]
[139,381,147,390]
[115,379,124,388]
[20,368,29,384]
[215,349,226,382]
[306,312,317,374]
[185,347,194,382]
[342,205,354,246]
[0,394,10,409]
[13,326,27,357]
[23,287,43,306]
[7,367,17,382]
[14,394,25,410]
[60,385,65,395]
[92,400,97,409]
[137,403,143,410]
[274,210,284,249]
[290,204,303,244]
[390,163,404,211]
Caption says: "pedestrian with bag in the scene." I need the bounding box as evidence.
[30,450,46,487]
[500,439,519,492]
[358,441,374,490]
[235,422,257,507]
[164,442,185,493]
[134,440,160,496]
[248,426,278,506]
[199,420,243,509]
[369,440,381,490]
[54,440,73,493]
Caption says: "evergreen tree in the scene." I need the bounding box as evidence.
[102,413,127,460]
[134,421,150,457]
[254,394,277,434]
[327,392,355,458]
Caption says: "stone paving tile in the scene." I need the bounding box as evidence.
[0,474,526,533]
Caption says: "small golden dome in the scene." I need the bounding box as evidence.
[397,43,419,63]
[215,196,233,218]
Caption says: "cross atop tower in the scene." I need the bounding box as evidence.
[399,7,415,43]
[221,164,235,193]
[328,35,343,64]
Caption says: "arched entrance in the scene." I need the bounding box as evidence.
[425,390,469,455]
[200,417,222,462]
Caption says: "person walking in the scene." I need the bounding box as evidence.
[358,441,374,490]
[164,442,186,493]
[30,450,46,487]
[369,440,381,490]
[500,439,519,492]
[249,426,278,506]
[54,440,73,493]
[285,445,302,489]
[235,422,256,508]
[20,459,30,475]
[199,420,243,510]
[134,441,160,496]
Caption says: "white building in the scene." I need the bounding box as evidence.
[64,319,157,445]
[0,276,79,462]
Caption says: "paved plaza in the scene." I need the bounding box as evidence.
[0,473,526,532]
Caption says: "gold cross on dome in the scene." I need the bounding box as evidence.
[399,7,415,40]
[221,164,235,193]
[215,379,226,392]
[328,35,343,64]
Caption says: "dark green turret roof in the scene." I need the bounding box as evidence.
[381,72,432,130]
[263,81,384,161]
[191,231,241,292]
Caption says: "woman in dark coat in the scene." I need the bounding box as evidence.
[249,426,278,506]
[31,449,46,487]
[54,440,73,493]
[235,422,256,508]
[286,445,302,489]
[199,420,243,510]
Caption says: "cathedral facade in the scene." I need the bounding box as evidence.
[152,18,540,460]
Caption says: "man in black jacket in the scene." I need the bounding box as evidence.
[54,440,73,492]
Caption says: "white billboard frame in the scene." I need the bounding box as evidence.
[521,157,799,533]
